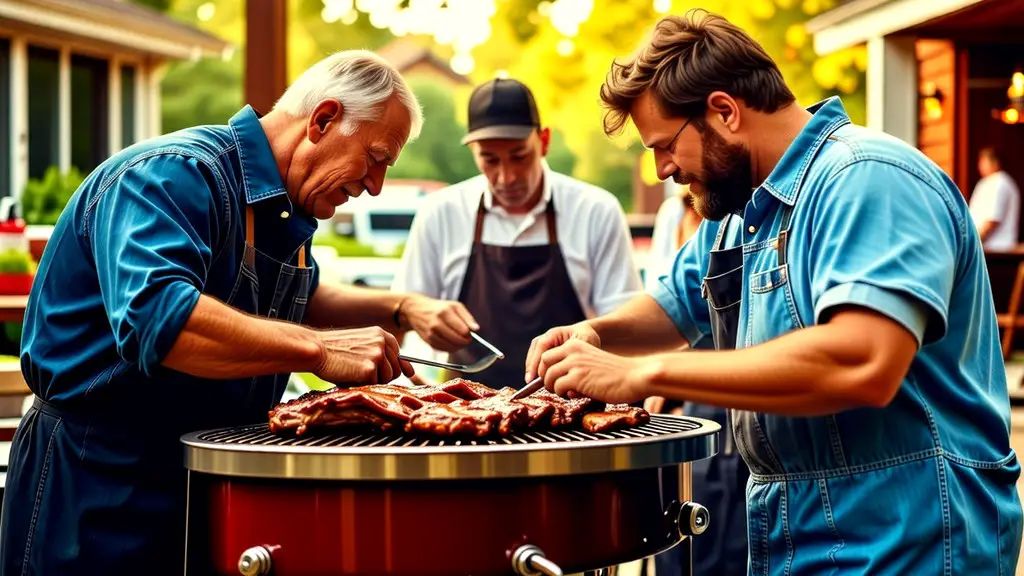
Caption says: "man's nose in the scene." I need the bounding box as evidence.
[655,150,677,181]
[364,165,387,196]
[497,164,516,186]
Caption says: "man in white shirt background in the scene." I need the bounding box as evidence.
[391,78,641,388]
[969,146,1021,251]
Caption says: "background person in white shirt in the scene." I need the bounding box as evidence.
[392,78,642,388]
[969,146,1020,251]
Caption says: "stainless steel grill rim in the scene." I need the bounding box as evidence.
[181,414,721,481]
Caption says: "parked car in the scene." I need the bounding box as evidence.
[322,179,448,256]
[315,179,448,288]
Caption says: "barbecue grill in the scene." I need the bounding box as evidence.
[181,413,720,576]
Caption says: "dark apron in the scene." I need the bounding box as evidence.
[0,205,312,576]
[657,209,792,576]
[446,195,587,389]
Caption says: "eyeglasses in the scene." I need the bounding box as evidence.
[664,116,694,154]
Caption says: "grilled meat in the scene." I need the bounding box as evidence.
[268,387,425,436]
[405,403,503,437]
[268,379,648,438]
[438,378,498,400]
[582,404,651,433]
[519,389,596,427]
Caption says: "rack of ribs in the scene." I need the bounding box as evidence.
[582,404,651,433]
[268,379,649,438]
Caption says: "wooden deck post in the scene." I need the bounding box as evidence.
[245,0,287,115]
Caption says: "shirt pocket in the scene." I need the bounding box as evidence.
[745,263,804,346]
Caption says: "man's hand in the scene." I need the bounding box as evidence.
[643,396,666,414]
[400,296,480,352]
[313,326,414,385]
[525,323,600,382]
[538,339,646,403]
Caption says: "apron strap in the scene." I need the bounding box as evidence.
[472,193,558,245]
[244,205,308,269]
[245,205,255,267]
[473,195,487,243]
[713,214,732,251]
[544,198,557,245]
[776,204,795,267]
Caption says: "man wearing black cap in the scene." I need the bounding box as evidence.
[392,78,641,388]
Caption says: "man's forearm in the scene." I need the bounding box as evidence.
[638,314,912,416]
[162,294,322,379]
[586,294,688,355]
[305,283,406,332]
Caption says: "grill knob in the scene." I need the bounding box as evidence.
[238,545,273,576]
[511,544,565,576]
[677,501,711,537]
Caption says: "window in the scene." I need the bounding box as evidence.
[27,46,59,180]
[0,39,10,196]
[121,65,136,147]
[368,213,416,231]
[70,54,109,173]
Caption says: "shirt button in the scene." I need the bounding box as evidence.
[280,211,290,219]
[748,225,756,234]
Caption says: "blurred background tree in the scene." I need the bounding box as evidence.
[131,0,866,210]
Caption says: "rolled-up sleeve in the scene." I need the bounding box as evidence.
[809,160,957,347]
[87,154,223,377]
[648,220,716,347]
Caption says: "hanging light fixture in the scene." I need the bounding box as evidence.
[997,67,1023,125]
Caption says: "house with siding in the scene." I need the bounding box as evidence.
[0,0,230,198]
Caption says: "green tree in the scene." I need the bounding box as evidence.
[387,81,479,184]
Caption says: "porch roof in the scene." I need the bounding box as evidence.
[805,0,997,54]
[0,0,231,61]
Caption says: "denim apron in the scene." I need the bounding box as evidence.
[0,205,313,576]
[446,196,587,388]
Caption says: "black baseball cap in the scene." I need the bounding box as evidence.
[461,78,541,145]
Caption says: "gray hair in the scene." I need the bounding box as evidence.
[273,49,424,141]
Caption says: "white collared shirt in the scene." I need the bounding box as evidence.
[391,166,643,319]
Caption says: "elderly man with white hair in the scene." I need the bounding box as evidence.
[0,50,473,575]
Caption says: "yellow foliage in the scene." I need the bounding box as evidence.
[640,149,661,186]
[811,57,839,89]
[749,0,777,20]
[801,0,821,15]
[775,0,797,9]
[785,24,806,49]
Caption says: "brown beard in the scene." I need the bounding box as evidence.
[691,126,754,222]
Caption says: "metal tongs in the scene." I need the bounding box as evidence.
[510,375,544,400]
[399,332,505,374]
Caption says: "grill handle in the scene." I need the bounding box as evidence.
[511,544,564,576]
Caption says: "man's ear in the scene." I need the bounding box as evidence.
[705,91,740,133]
[307,99,343,144]
[538,127,551,156]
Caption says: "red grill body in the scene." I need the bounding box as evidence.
[182,414,718,576]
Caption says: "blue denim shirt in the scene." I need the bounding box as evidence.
[652,97,1021,573]
[20,105,320,431]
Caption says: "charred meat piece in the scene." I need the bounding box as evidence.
[438,378,497,401]
[582,404,651,433]
[405,403,502,437]
[523,389,596,427]
[362,384,460,404]
[459,393,531,435]
[494,387,554,427]
[268,388,424,436]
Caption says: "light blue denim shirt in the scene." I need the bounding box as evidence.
[651,97,1021,573]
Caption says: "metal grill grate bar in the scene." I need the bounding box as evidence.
[198,414,700,449]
